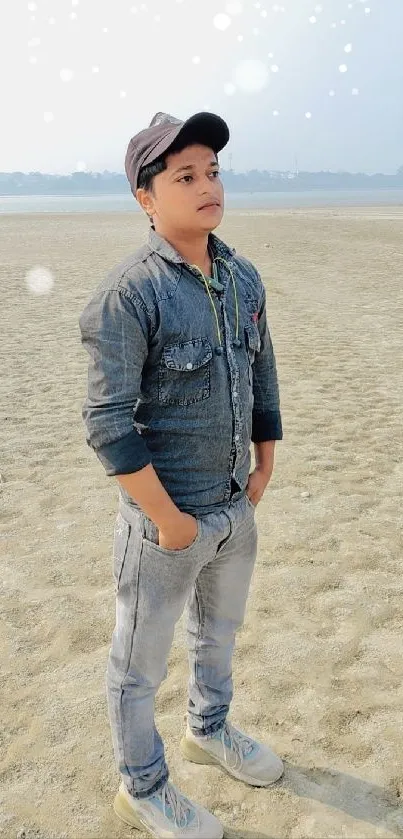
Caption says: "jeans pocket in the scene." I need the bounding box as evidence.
[142,516,202,557]
[245,493,256,513]
[112,511,131,592]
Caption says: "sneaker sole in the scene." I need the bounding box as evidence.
[113,786,224,838]
[180,736,284,787]
[113,789,156,836]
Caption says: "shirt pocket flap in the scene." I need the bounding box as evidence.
[245,324,261,353]
[162,339,213,372]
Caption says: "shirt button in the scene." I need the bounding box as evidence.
[235,434,240,442]
[233,391,238,398]
[186,363,193,370]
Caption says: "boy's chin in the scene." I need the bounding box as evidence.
[178,212,223,235]
[196,216,222,233]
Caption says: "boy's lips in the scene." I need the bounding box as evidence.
[198,200,221,210]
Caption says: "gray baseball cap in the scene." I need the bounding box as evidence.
[125,111,230,197]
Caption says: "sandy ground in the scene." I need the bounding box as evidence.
[1,207,403,839]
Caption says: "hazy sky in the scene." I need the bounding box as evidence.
[2,0,402,175]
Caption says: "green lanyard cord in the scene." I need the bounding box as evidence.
[189,257,240,349]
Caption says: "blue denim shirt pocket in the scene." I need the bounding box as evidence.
[244,323,261,384]
[158,337,213,406]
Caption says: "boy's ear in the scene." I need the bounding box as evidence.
[136,187,155,218]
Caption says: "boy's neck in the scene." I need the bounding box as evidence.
[152,224,212,276]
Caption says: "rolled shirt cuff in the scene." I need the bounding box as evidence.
[91,428,152,476]
[252,410,283,443]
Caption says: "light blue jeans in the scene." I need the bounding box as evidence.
[105,492,258,799]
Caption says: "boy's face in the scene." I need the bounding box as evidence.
[137,143,224,236]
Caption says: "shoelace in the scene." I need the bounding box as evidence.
[160,781,199,830]
[220,722,256,771]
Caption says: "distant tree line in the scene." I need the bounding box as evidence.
[1,167,403,195]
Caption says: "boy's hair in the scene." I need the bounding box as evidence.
[137,137,218,195]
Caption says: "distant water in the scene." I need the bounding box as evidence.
[1,190,403,214]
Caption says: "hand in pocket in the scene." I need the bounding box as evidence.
[158,512,198,550]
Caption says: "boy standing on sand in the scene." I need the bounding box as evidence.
[79,111,284,838]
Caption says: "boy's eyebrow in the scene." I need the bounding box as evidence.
[171,161,219,176]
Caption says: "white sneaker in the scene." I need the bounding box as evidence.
[113,778,224,838]
[180,720,284,787]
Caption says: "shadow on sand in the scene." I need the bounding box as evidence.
[222,761,403,838]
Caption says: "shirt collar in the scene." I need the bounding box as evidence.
[148,225,236,267]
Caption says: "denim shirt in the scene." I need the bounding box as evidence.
[78,226,283,516]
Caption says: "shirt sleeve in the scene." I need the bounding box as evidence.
[78,286,153,476]
[251,278,283,443]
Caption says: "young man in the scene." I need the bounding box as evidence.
[79,111,284,838]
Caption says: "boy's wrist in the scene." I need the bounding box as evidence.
[153,503,185,535]
[254,440,275,476]
[116,465,186,534]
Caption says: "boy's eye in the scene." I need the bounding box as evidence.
[179,171,220,183]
